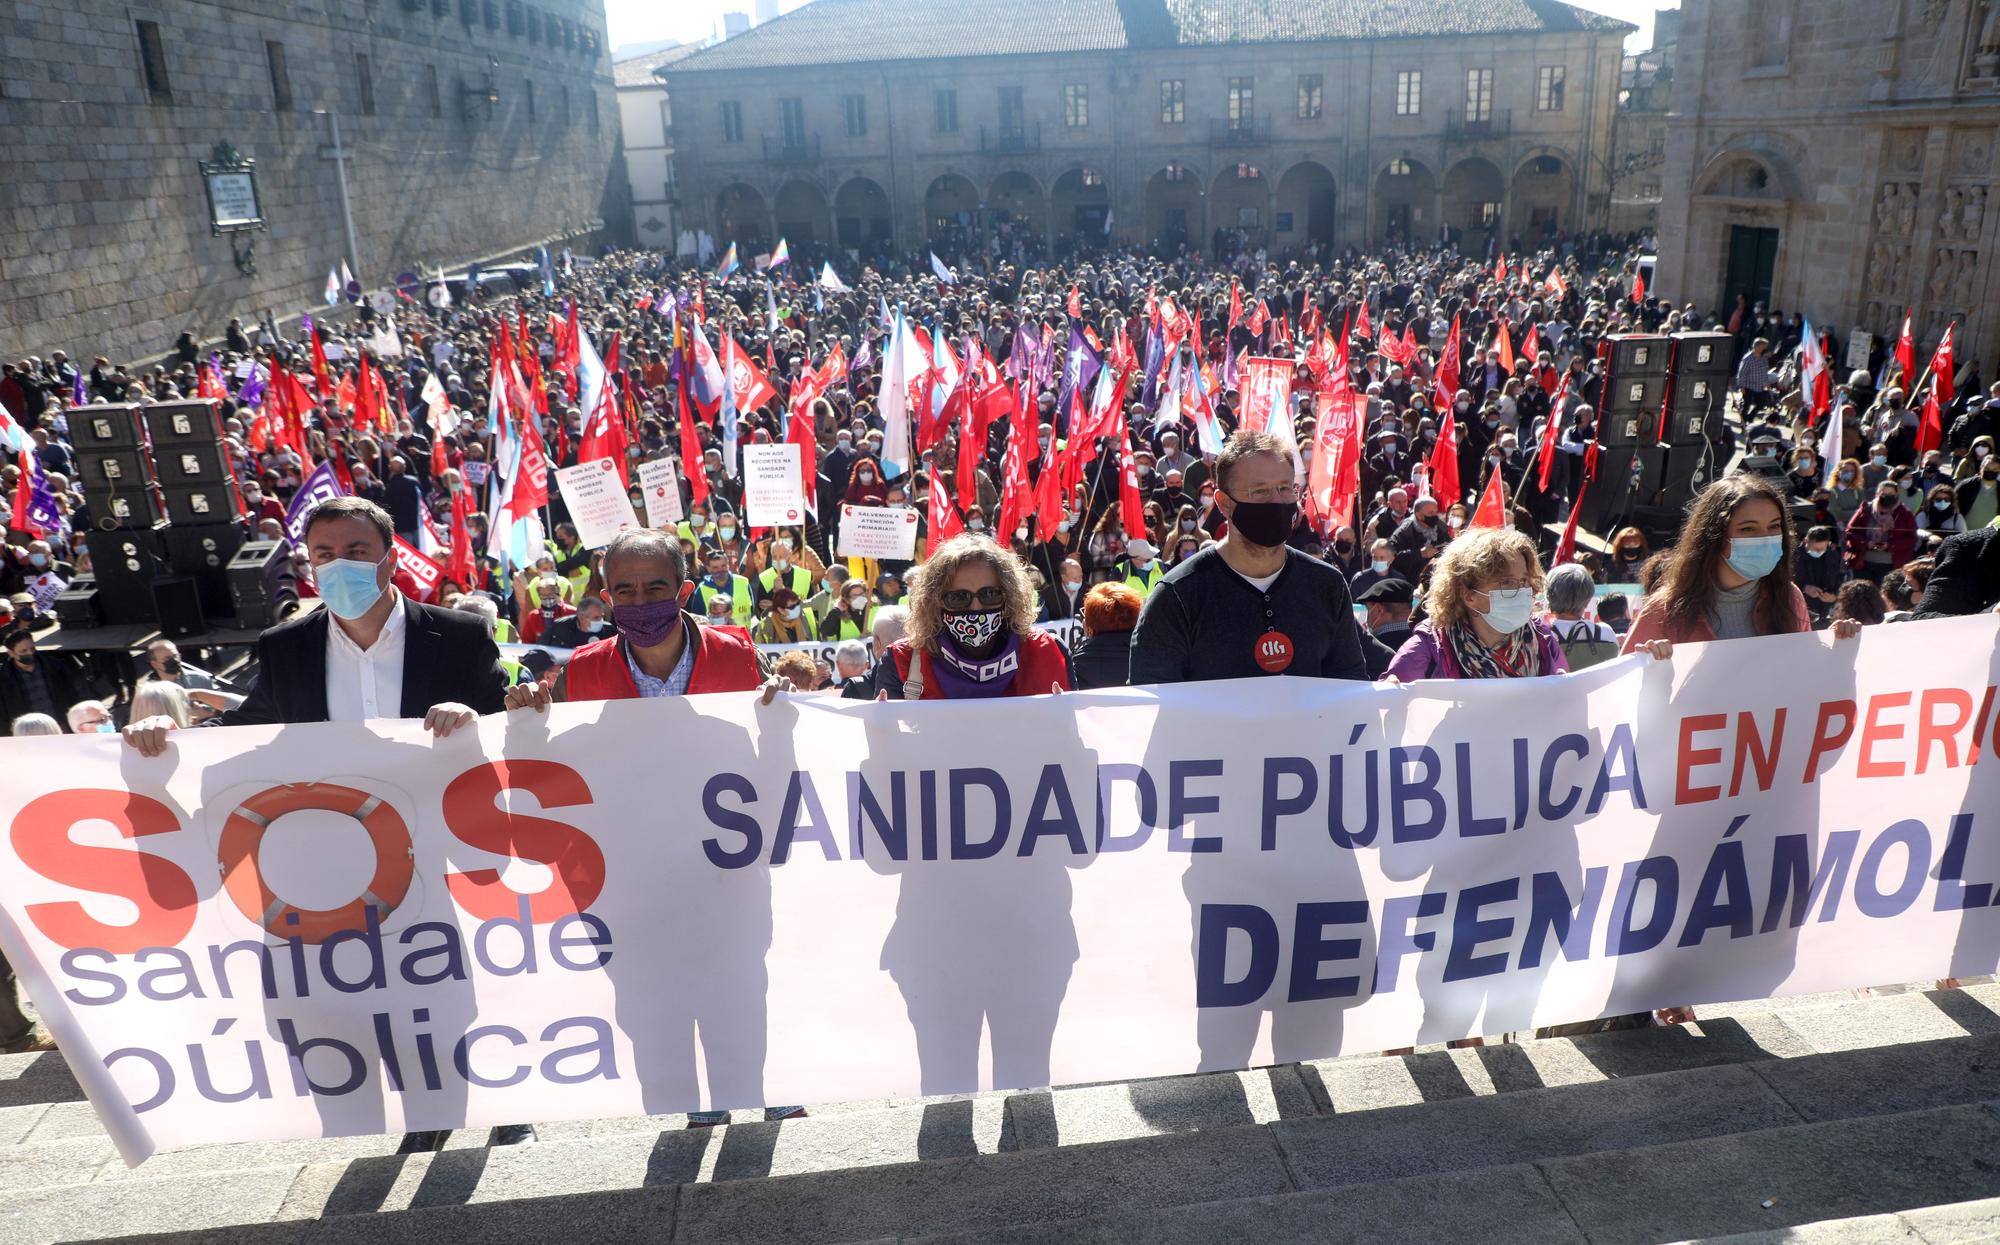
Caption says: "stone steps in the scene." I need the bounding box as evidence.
[7,984,1996,1245]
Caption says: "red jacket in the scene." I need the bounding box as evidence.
[564,618,761,699]
[886,631,1072,699]
[1843,499,1919,567]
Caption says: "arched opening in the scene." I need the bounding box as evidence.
[715,183,770,250]
[772,180,830,249]
[923,172,980,260]
[833,177,892,254]
[1050,166,1111,256]
[1209,162,1269,253]
[1275,160,1337,252]
[1143,162,1204,256]
[1373,158,1437,248]
[987,170,1044,255]
[1441,157,1506,252]
[1509,153,1575,249]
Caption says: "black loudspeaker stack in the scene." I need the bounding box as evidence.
[83,529,167,626]
[71,403,167,532]
[1595,335,1669,448]
[226,540,297,630]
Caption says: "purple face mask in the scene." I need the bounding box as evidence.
[612,596,681,648]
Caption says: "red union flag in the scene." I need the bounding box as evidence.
[722,335,778,414]
[1308,388,1364,533]
[1239,356,1295,435]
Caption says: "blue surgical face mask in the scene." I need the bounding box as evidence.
[316,555,389,620]
[1726,534,1785,581]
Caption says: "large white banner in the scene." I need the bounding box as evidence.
[2,618,1996,1164]
[741,444,806,529]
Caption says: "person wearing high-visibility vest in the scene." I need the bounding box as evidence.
[1113,539,1168,596]
[675,510,716,550]
[546,523,593,599]
[694,548,754,626]
[755,537,815,601]
[818,580,877,641]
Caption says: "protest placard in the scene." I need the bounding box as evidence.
[742,444,806,528]
[554,459,641,549]
[637,458,685,529]
[837,504,920,559]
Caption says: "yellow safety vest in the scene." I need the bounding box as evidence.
[494,618,518,643]
[828,606,876,640]
[698,574,754,625]
[758,564,814,598]
[545,540,593,597]
[1123,562,1166,595]
[499,658,527,686]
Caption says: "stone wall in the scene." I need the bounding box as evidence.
[1657,0,2000,369]
[0,0,619,365]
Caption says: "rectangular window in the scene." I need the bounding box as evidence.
[1395,70,1421,116]
[1297,72,1322,120]
[780,96,805,146]
[1537,65,1566,112]
[266,41,291,110]
[1160,78,1184,124]
[136,20,171,103]
[424,63,440,117]
[934,88,958,133]
[1063,82,1087,128]
[524,79,535,120]
[483,0,499,29]
[720,99,742,142]
[1466,68,1493,123]
[998,85,1024,138]
[1479,201,1501,226]
[1227,76,1253,129]
[843,92,867,137]
[356,52,375,115]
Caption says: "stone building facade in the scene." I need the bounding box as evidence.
[1656,0,2000,371]
[661,0,1632,263]
[615,45,701,254]
[0,0,619,365]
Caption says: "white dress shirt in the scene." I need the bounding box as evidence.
[324,590,407,722]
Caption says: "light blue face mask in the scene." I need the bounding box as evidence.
[1726,535,1785,581]
[316,556,388,620]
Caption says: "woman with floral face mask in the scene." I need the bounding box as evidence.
[875,534,1071,700]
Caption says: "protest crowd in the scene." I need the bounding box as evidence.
[3,226,1999,1129]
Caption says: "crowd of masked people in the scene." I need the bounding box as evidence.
[0,234,1995,1070]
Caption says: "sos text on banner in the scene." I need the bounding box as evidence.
[0,618,1995,1164]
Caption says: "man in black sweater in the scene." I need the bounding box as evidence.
[1129,430,1370,685]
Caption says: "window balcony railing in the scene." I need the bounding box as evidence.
[980,122,1041,153]
[1446,107,1512,139]
[1209,114,1270,147]
[761,133,821,162]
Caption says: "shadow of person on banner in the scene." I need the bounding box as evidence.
[580,690,783,1123]
[1155,678,1370,1077]
[171,721,485,1154]
[1599,632,1833,1032]
[1372,669,1593,1049]
[856,695,1094,1100]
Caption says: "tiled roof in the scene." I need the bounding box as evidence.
[613,43,704,87]
[1166,0,1633,44]
[665,0,1632,73]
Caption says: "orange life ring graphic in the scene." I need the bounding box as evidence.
[217,783,414,944]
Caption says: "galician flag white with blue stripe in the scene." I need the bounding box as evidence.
[878,307,926,480]
[930,252,955,284]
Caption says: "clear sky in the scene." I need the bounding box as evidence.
[604,0,1676,57]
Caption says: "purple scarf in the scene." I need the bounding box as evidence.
[927,630,1023,700]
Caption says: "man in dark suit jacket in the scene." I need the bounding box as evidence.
[0,626,89,734]
[125,496,505,749]
[1914,526,2000,618]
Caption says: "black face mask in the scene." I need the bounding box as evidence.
[163,657,183,675]
[1227,499,1297,547]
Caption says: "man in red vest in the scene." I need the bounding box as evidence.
[503,528,762,706]
[501,528,800,1126]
